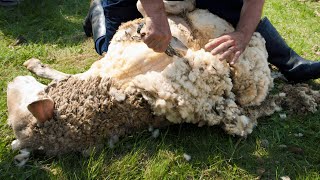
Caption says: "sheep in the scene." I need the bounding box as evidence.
[7,0,320,158]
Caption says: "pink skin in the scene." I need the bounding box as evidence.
[205,0,265,65]
[139,0,172,52]
[27,98,54,123]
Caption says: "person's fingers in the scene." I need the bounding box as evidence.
[210,40,235,55]
[142,33,171,52]
[143,38,166,52]
[230,51,241,65]
[141,32,152,44]
[150,41,164,52]
[158,41,171,52]
[205,35,230,51]
[219,46,235,61]
[141,31,156,46]
[156,39,171,52]
[140,32,146,38]
[148,41,158,49]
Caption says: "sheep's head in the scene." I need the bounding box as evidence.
[7,76,54,150]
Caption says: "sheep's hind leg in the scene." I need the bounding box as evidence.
[23,58,71,81]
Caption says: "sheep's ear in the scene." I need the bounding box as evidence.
[27,98,54,123]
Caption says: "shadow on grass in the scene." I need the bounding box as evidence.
[0,0,89,46]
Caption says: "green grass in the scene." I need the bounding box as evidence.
[0,0,320,179]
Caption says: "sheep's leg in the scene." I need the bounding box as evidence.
[23,58,71,81]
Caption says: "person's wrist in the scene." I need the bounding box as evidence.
[140,0,166,17]
[235,29,251,45]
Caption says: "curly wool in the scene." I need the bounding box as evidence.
[22,77,168,155]
[130,49,255,136]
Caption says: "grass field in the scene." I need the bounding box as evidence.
[0,0,319,179]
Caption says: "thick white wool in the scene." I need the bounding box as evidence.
[186,9,273,106]
[78,43,173,81]
[232,33,273,106]
[130,49,255,135]
[132,50,229,122]
[187,9,235,47]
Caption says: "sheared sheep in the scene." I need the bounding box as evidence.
[7,0,320,158]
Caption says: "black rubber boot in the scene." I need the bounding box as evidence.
[256,17,320,82]
[83,0,106,42]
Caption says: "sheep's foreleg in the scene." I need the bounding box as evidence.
[23,58,71,81]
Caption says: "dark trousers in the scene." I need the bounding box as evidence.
[196,0,243,27]
[96,0,141,54]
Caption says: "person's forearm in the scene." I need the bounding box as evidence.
[236,0,265,44]
[139,0,166,17]
[137,0,172,52]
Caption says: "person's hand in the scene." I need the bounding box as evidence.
[138,0,172,52]
[140,14,172,52]
[205,31,248,65]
